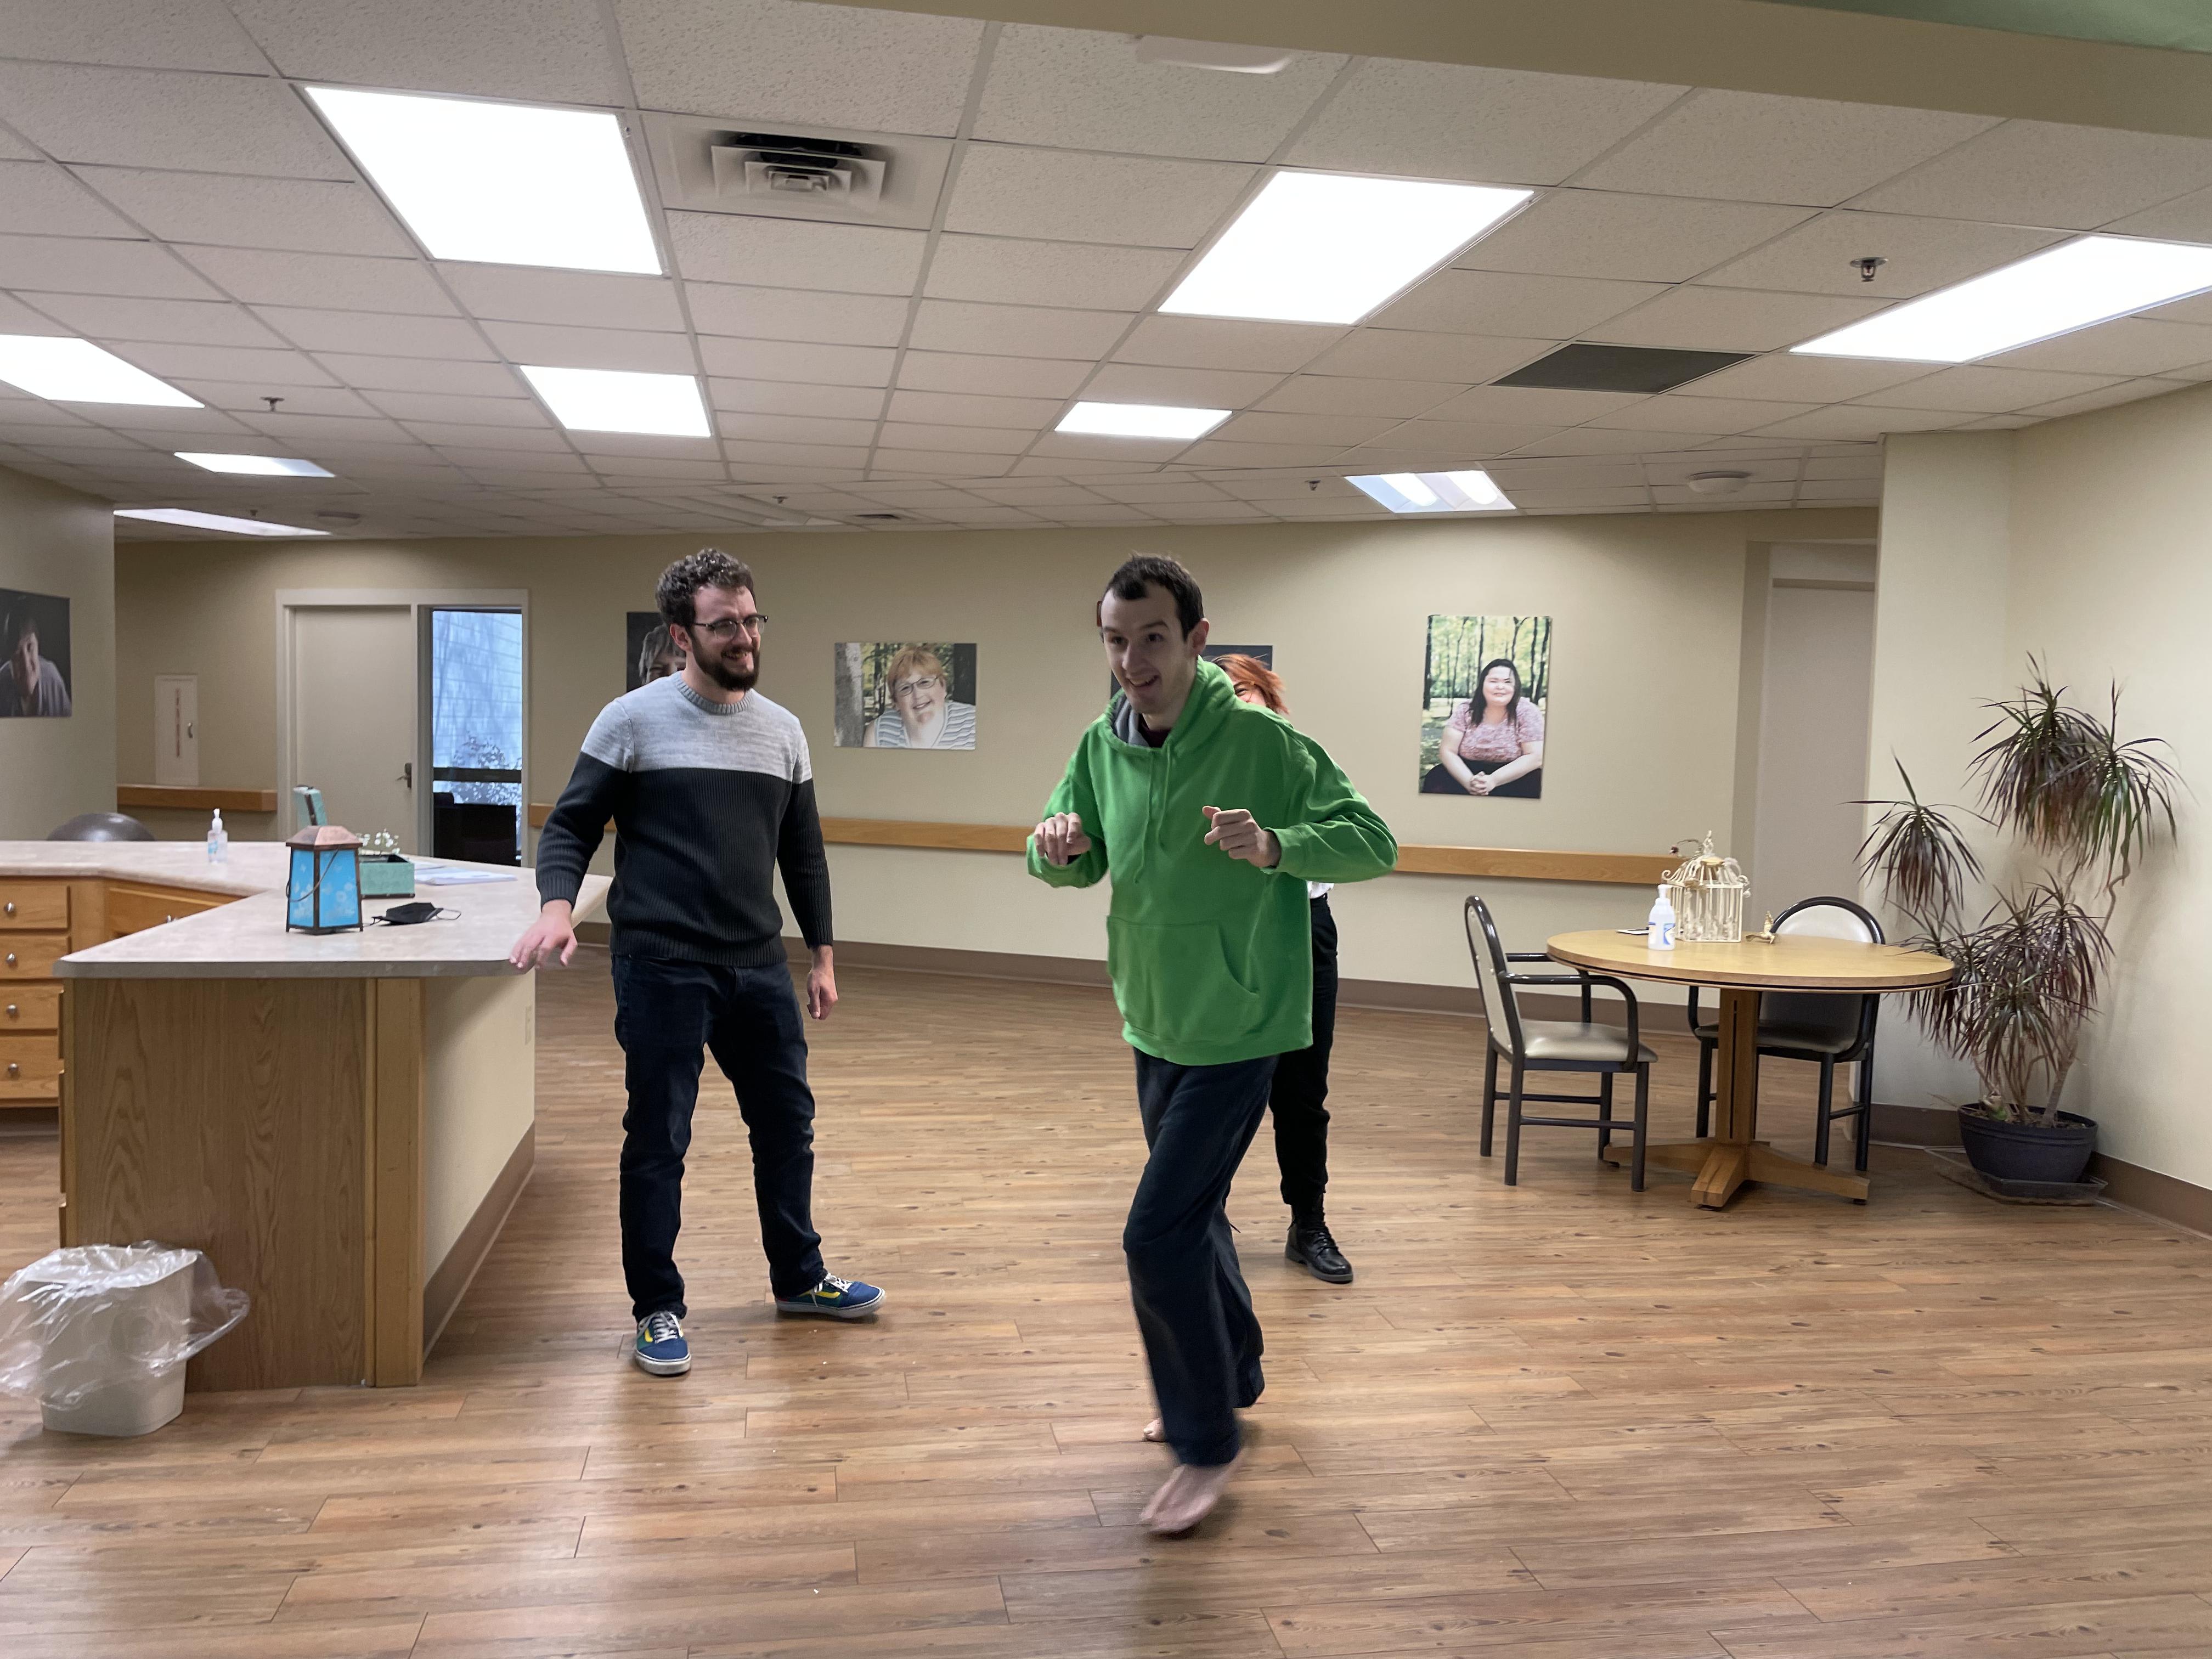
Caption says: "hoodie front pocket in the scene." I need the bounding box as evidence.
[1105,916,1263,1040]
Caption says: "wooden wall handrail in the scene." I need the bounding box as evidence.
[526,804,1672,884]
[119,785,280,814]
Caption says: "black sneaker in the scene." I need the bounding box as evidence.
[1285,1216,1353,1284]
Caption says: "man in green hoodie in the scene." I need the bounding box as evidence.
[1030,554,1397,1534]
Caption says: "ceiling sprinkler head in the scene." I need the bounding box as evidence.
[1685,470,1753,496]
[1850,256,1888,283]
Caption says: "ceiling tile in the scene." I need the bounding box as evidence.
[1254,374,1464,417]
[407,424,571,452]
[1672,352,1933,402]
[715,412,877,447]
[1134,499,1266,520]
[479,321,696,374]
[667,213,927,297]
[112,341,335,385]
[1521,484,1659,508]
[1802,453,1882,478]
[1651,479,1794,504]
[253,307,492,358]
[439,267,685,331]
[1030,432,1192,463]
[2101,184,2212,242]
[922,234,1182,312]
[974,25,1341,161]
[229,0,624,103]
[1372,269,1666,340]
[76,170,414,258]
[1851,120,2212,229]
[944,146,1255,249]
[1861,365,2125,414]
[238,411,416,444]
[0,294,70,334]
[1116,317,1346,374]
[686,283,909,347]
[173,381,377,417]
[907,299,1131,360]
[1422,385,1647,425]
[878,422,1031,455]
[708,377,886,420]
[1306,330,1553,382]
[1085,363,1283,406]
[1573,90,1996,206]
[2019,378,2192,419]
[0,0,266,71]
[1213,411,1397,447]
[1011,456,1163,478]
[1641,453,1799,484]
[723,439,873,470]
[1795,477,1883,499]
[1985,316,2212,376]
[1284,59,1685,186]
[698,336,892,387]
[180,248,459,314]
[1087,480,1234,504]
[0,235,221,300]
[1354,418,1563,455]
[1750,405,1974,440]
[571,433,723,460]
[1456,190,1815,283]
[884,388,1062,428]
[0,162,139,237]
[1697,210,2065,300]
[1017,500,1160,521]
[964,483,1107,504]
[361,391,550,427]
[1513,425,1722,456]
[310,355,523,396]
[1587,395,1817,433]
[1589,288,1886,352]
[896,352,1092,398]
[20,294,282,346]
[616,0,985,136]
[1175,439,1349,468]
[428,438,577,463]
[0,63,347,177]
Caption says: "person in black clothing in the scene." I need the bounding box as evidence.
[512,550,885,1378]
[1215,653,1353,1285]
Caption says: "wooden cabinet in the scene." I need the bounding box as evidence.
[0,882,70,932]
[2,985,62,1031]
[106,882,227,940]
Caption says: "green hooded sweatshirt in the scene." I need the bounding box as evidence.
[1028,658,1398,1066]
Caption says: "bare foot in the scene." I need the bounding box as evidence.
[1143,1455,1239,1536]
[1142,1418,1164,1443]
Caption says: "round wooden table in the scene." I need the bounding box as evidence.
[1544,929,1953,1209]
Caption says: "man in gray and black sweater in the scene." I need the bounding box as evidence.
[514,549,885,1378]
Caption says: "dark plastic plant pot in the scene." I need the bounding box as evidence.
[1957,1106,2097,1186]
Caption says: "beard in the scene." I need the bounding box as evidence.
[696,641,759,692]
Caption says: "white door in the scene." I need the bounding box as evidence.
[1753,583,1877,911]
[290,606,418,851]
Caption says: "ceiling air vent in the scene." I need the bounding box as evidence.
[711,132,885,208]
[646,114,951,229]
[1495,343,1754,395]
[852,511,907,521]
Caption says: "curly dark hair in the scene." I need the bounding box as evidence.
[656,548,754,629]
[1098,554,1202,637]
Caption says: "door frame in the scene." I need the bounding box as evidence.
[275,589,531,853]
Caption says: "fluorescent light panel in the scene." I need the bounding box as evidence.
[1162,171,1532,325]
[1346,470,1514,514]
[306,86,661,275]
[176,452,334,477]
[1796,234,2212,363]
[0,335,200,407]
[520,364,710,436]
[1056,402,1228,440]
[116,508,328,537]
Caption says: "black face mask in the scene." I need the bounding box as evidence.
[379,901,444,926]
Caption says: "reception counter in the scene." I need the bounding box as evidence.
[1,842,605,1391]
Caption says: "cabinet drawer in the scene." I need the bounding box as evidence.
[0,935,67,979]
[0,1032,60,1099]
[106,883,227,939]
[0,882,68,932]
[1,985,60,1032]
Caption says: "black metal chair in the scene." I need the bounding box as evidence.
[1465,895,1654,1189]
[1689,895,1883,1171]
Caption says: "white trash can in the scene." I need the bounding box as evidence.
[0,1243,249,1437]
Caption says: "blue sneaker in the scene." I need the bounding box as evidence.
[633,1310,690,1375]
[774,1273,885,1319]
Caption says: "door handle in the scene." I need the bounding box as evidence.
[399,761,414,788]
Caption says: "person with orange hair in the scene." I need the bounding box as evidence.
[1215,653,1352,1286]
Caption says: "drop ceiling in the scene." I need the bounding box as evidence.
[2,0,2209,540]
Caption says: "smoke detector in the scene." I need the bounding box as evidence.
[645,114,950,229]
[1685,471,1753,496]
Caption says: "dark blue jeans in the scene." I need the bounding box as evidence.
[1127,1051,1277,1468]
[611,955,825,1317]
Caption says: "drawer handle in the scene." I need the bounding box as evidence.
[3,901,14,917]
[3,953,14,969]
[4,1005,15,1018]
[5,1063,16,1079]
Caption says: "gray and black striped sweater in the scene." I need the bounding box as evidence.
[535,676,832,966]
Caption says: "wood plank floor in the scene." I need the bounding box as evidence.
[4,955,2212,1658]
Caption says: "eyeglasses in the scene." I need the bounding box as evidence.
[689,613,766,641]
[891,676,944,698]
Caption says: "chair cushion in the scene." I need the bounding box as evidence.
[1689,1018,1855,1056]
[1516,1020,1657,1064]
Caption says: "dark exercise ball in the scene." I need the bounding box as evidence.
[48,812,155,843]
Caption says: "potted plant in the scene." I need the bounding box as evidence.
[1857,663,2177,1186]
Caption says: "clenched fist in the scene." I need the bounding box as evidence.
[1034,810,1094,866]
[1201,805,1280,868]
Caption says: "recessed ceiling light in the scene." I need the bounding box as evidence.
[1794,234,2212,363]
[1161,170,1532,326]
[1346,470,1515,514]
[1056,402,1229,441]
[305,86,662,275]
[0,335,200,407]
[175,452,334,477]
[519,365,710,437]
[116,508,329,537]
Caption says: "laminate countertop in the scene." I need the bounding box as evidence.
[0,841,607,980]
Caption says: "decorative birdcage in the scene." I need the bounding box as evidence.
[1664,831,1748,943]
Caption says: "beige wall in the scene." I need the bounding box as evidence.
[115,506,1872,991]
[0,464,115,840]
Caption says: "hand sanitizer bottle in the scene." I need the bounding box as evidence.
[1647,883,1675,951]
[206,808,228,865]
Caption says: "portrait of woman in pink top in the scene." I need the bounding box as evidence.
[1421,657,1545,798]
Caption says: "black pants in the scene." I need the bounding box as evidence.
[1127,1051,1275,1468]
[1421,760,1542,798]
[611,954,825,1318]
[1268,894,1336,1214]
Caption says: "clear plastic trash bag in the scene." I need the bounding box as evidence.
[0,1242,249,1409]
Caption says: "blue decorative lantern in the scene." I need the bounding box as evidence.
[286,824,363,935]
